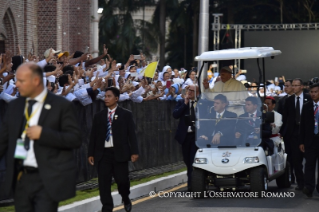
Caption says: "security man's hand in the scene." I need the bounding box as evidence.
[88,157,94,165]
[131,154,139,162]
[212,133,221,144]
[26,126,42,140]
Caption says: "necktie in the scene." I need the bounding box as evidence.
[216,113,221,125]
[315,104,319,134]
[24,100,37,150]
[296,96,301,125]
[249,113,255,127]
[106,111,113,142]
[190,101,195,131]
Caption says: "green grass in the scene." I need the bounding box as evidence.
[0,167,186,211]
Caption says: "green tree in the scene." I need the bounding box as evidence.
[98,0,156,62]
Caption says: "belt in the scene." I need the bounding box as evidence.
[23,166,39,174]
[271,134,280,138]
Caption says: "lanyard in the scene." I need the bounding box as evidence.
[215,113,223,125]
[22,93,48,136]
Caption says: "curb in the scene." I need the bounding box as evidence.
[58,171,187,212]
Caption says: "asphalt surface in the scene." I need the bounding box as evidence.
[116,180,319,212]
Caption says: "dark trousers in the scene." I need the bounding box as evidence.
[284,136,296,183]
[97,148,130,212]
[304,137,319,192]
[289,133,305,187]
[181,133,198,188]
[14,172,58,212]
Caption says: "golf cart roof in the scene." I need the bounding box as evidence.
[195,47,282,61]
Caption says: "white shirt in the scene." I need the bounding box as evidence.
[295,92,304,114]
[274,86,281,91]
[249,110,258,121]
[37,59,48,68]
[271,110,282,134]
[23,88,48,167]
[105,106,117,148]
[236,75,246,81]
[130,86,145,103]
[182,78,195,89]
[216,110,225,119]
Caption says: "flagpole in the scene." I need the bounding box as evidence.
[150,60,159,84]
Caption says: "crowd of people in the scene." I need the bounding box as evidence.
[1,45,318,106]
[0,46,200,105]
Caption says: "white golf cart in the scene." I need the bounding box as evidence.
[191,47,290,198]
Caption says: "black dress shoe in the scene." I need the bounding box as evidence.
[295,186,304,191]
[124,200,132,212]
[303,187,313,198]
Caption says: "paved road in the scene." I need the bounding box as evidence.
[115,180,319,212]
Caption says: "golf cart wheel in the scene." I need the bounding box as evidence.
[191,168,207,198]
[276,162,291,188]
[250,167,267,198]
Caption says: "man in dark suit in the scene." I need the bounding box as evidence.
[0,62,81,212]
[235,96,273,151]
[198,94,237,145]
[277,79,294,115]
[173,85,198,191]
[88,87,139,212]
[299,83,319,197]
[282,78,310,190]
[235,97,262,144]
[277,79,295,183]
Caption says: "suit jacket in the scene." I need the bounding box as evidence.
[0,91,81,202]
[277,95,289,115]
[300,101,317,147]
[236,111,263,139]
[173,99,195,144]
[88,106,139,162]
[200,110,237,143]
[281,92,310,138]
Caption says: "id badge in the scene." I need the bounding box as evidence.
[14,139,28,159]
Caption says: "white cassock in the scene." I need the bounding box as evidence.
[204,78,248,115]
[207,78,246,92]
[270,110,283,147]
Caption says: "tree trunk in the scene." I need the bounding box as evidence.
[159,0,166,71]
[184,30,187,68]
[280,0,283,23]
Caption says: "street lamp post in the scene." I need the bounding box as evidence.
[197,0,209,79]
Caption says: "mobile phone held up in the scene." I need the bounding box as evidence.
[130,72,138,77]
[166,81,171,89]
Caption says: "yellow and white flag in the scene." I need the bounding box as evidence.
[144,61,158,78]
